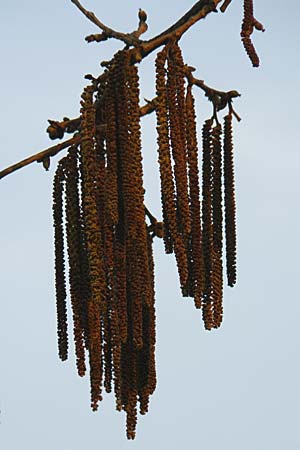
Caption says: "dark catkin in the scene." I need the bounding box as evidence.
[124,62,150,348]
[223,114,237,287]
[155,46,188,289]
[241,0,260,67]
[185,85,204,308]
[211,125,223,328]
[155,47,176,253]
[53,157,68,361]
[80,85,105,410]
[113,50,129,346]
[64,146,86,376]
[201,119,214,330]
[105,71,119,225]
[167,44,191,241]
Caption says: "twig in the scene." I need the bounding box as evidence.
[220,0,232,13]
[1,0,233,181]
[72,0,224,62]
[71,0,146,46]
[46,97,158,140]
[184,65,241,119]
[0,136,81,181]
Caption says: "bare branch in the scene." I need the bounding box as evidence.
[72,0,224,62]
[71,0,145,46]
[136,0,223,60]
[0,136,81,181]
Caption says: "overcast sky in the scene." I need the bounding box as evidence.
[1,1,300,449]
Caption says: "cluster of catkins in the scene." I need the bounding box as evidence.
[53,49,156,439]
[52,41,238,438]
[155,42,237,331]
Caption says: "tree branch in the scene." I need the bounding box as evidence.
[71,0,147,46]
[72,0,223,62]
[0,136,81,181]
[0,96,158,181]
[1,0,232,182]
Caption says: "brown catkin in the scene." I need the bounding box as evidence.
[124,62,150,348]
[105,72,119,225]
[211,125,223,328]
[201,119,214,330]
[223,114,237,287]
[80,84,105,410]
[185,85,204,308]
[167,44,191,241]
[241,0,260,67]
[113,50,129,346]
[53,157,68,361]
[64,146,87,376]
[155,46,188,289]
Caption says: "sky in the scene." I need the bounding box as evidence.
[0,1,300,449]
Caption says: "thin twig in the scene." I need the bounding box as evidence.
[220,0,232,13]
[0,136,81,181]
[72,0,224,62]
[71,0,143,46]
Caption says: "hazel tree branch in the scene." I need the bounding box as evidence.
[71,0,148,46]
[0,98,158,181]
[0,136,81,181]
[0,0,234,181]
[73,0,223,62]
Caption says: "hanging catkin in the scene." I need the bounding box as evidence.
[125,62,149,349]
[241,0,260,67]
[105,69,119,225]
[185,85,204,308]
[155,46,188,289]
[211,124,223,328]
[223,113,237,287]
[201,118,214,330]
[53,157,68,361]
[64,146,87,376]
[155,46,175,254]
[80,85,105,411]
[167,43,191,241]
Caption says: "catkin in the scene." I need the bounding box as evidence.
[223,114,237,287]
[185,85,204,308]
[211,125,223,328]
[80,85,105,410]
[241,0,260,67]
[155,46,189,289]
[201,119,214,330]
[167,44,191,241]
[53,157,68,361]
[65,147,86,376]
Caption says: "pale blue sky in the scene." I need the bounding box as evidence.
[0,1,300,449]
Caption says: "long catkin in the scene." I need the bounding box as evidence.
[80,85,105,410]
[65,147,87,376]
[155,46,189,289]
[201,119,214,330]
[211,124,223,328]
[223,113,237,287]
[185,85,204,308]
[53,157,68,361]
